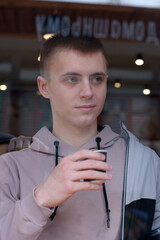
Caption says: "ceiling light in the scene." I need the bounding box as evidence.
[38,53,41,62]
[41,14,61,40]
[43,33,56,40]
[143,86,151,95]
[135,53,144,66]
[114,79,121,88]
[0,84,7,91]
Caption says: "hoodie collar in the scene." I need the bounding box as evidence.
[30,125,120,157]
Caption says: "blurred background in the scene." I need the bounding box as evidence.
[0,0,160,154]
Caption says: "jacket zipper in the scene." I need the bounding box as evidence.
[120,121,130,240]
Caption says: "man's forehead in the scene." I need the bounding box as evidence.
[49,48,107,68]
[51,47,105,58]
[44,48,107,78]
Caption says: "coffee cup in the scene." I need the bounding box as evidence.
[90,150,107,184]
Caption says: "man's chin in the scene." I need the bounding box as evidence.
[74,117,97,128]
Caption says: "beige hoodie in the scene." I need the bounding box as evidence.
[0,125,126,240]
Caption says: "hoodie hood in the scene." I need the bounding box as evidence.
[30,125,121,157]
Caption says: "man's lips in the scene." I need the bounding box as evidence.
[75,105,96,112]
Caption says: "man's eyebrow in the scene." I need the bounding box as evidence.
[61,72,81,76]
[61,72,107,77]
[90,72,107,77]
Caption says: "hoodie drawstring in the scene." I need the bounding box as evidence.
[95,137,111,228]
[50,141,59,221]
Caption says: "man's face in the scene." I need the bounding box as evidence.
[42,49,107,130]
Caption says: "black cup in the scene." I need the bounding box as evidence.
[86,150,107,184]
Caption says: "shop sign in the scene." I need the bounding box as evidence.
[36,14,160,45]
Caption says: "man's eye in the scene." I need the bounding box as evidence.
[66,77,78,83]
[91,76,104,83]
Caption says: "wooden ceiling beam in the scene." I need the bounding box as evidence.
[0,0,159,12]
[0,1,160,42]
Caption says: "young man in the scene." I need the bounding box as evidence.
[0,35,159,240]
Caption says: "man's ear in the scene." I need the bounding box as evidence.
[37,76,50,99]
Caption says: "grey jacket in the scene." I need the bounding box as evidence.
[120,122,160,240]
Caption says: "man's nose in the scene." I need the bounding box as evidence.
[79,79,93,98]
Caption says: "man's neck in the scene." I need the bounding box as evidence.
[52,124,98,148]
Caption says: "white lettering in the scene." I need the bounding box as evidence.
[146,21,159,45]
[35,14,46,41]
[61,16,70,36]
[71,17,81,37]
[121,21,135,40]
[135,21,145,41]
[110,20,121,39]
[83,17,93,36]
[46,15,61,35]
[35,14,160,46]
[94,18,109,38]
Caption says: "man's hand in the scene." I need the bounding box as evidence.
[35,149,112,209]
[8,136,33,151]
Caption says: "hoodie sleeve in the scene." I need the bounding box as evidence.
[0,155,53,240]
